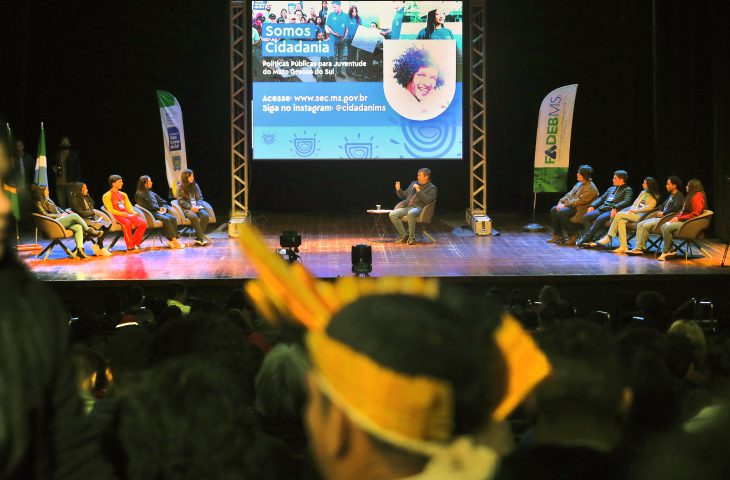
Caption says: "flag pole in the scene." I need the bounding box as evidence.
[523,192,545,232]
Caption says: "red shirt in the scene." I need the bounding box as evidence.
[675,192,705,221]
[110,191,130,214]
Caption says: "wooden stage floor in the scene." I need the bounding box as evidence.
[19,212,730,284]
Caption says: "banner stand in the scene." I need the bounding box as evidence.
[523,192,545,232]
[526,84,578,233]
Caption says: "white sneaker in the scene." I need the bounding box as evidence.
[658,252,676,261]
[100,248,112,256]
[91,243,102,256]
[613,246,628,254]
[168,240,176,249]
[597,236,611,246]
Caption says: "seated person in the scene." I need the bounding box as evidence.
[135,175,184,249]
[69,182,112,256]
[31,183,102,258]
[305,294,502,480]
[389,167,437,245]
[595,176,661,252]
[658,178,706,261]
[577,170,633,246]
[176,169,211,246]
[548,165,598,245]
[627,176,685,255]
[102,174,147,252]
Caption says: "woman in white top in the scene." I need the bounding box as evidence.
[597,177,661,253]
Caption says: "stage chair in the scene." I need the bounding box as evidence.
[169,200,193,236]
[101,206,144,251]
[665,210,714,260]
[170,199,217,236]
[65,208,111,247]
[402,201,436,243]
[643,213,675,252]
[32,213,76,260]
[624,207,661,248]
[133,204,165,247]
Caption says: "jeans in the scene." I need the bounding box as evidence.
[606,211,641,248]
[333,39,346,74]
[152,211,179,241]
[57,213,90,250]
[346,39,358,74]
[389,207,421,239]
[660,221,684,253]
[549,206,577,237]
[634,217,662,249]
[582,209,612,241]
[184,209,210,240]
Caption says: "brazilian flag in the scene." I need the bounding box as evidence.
[2,184,20,221]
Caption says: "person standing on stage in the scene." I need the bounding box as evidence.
[135,175,185,249]
[52,136,82,208]
[14,139,35,189]
[389,167,437,245]
[103,174,147,252]
[176,169,211,246]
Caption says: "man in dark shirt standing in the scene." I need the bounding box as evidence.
[389,167,437,245]
[52,136,82,208]
[577,170,634,247]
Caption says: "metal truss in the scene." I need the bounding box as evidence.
[230,1,249,221]
[469,4,487,219]
[231,2,487,228]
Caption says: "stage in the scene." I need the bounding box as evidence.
[20,211,729,283]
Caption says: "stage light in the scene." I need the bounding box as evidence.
[279,231,301,264]
[280,231,301,248]
[351,244,372,276]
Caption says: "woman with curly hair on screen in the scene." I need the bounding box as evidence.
[393,46,445,103]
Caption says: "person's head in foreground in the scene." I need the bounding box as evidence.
[304,293,503,480]
[417,167,431,185]
[393,47,445,102]
[0,136,10,261]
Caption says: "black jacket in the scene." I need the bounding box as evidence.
[135,190,169,213]
[33,197,63,218]
[591,185,634,211]
[175,182,205,211]
[395,181,438,209]
[69,194,96,220]
[661,191,685,215]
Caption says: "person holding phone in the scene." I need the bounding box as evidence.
[389,168,437,245]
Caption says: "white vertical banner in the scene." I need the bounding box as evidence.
[156,90,188,196]
[533,84,578,193]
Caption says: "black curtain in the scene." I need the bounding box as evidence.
[1,1,727,223]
